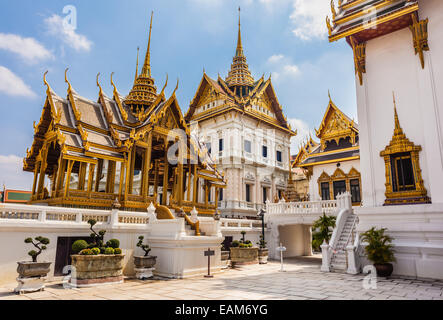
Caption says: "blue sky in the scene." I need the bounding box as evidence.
[0,0,356,189]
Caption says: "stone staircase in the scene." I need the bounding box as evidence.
[330,213,358,272]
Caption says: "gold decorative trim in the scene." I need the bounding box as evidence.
[317,167,361,205]
[350,37,366,86]
[409,14,429,69]
[380,93,430,205]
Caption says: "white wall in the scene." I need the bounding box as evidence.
[309,159,360,201]
[357,0,443,206]
[278,224,312,257]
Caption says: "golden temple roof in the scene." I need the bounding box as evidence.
[327,0,419,44]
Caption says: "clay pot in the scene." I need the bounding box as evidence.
[374,263,393,277]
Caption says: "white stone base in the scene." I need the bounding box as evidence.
[356,203,443,280]
[14,277,46,294]
[135,267,155,280]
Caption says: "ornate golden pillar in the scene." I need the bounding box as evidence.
[87,163,96,193]
[95,159,104,192]
[78,162,87,191]
[118,162,126,200]
[36,145,49,199]
[64,160,74,197]
[193,164,198,204]
[162,143,169,206]
[106,161,116,193]
[153,159,160,204]
[31,161,41,196]
[142,132,152,201]
[128,147,136,194]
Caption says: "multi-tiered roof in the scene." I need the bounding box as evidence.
[185,8,296,136]
[327,0,419,44]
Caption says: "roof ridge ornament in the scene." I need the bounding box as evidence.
[43,71,51,92]
[64,68,72,93]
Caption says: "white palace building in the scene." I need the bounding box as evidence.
[325,0,443,279]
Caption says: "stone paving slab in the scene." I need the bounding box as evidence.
[1,257,443,301]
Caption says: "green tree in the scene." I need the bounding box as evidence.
[312,213,336,251]
[360,227,396,264]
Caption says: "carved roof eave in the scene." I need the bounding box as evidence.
[186,73,226,122]
[315,100,358,140]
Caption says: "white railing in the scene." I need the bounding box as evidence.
[218,200,265,212]
[266,199,338,215]
[0,203,151,227]
[219,218,264,231]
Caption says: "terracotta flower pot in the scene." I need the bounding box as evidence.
[374,263,393,277]
[230,247,258,266]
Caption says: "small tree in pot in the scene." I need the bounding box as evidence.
[15,236,52,294]
[134,236,157,279]
[361,227,396,277]
[257,235,268,264]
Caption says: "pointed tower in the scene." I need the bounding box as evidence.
[225,7,254,96]
[125,11,158,112]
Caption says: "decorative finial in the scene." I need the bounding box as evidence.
[135,47,140,83]
[392,91,402,133]
[96,72,103,95]
[64,68,72,92]
[328,89,332,101]
[172,78,179,95]
[141,11,154,77]
[43,71,51,91]
[236,6,244,57]
[110,72,117,92]
[159,73,168,94]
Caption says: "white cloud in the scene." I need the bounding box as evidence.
[290,0,331,40]
[45,14,93,52]
[267,54,301,82]
[0,33,53,64]
[0,66,36,98]
[288,118,314,154]
[0,155,34,190]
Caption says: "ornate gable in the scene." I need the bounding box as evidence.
[315,94,358,150]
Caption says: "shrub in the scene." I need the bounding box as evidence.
[361,227,396,265]
[136,236,151,257]
[91,247,101,255]
[106,239,120,249]
[80,248,94,255]
[100,247,106,254]
[114,248,122,255]
[231,240,240,248]
[72,240,88,254]
[87,219,106,247]
[25,236,50,262]
[312,213,336,246]
[104,247,115,255]
[257,235,267,249]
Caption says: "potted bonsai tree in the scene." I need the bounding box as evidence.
[133,235,157,279]
[221,243,230,268]
[70,219,124,287]
[257,235,268,264]
[15,236,51,294]
[361,227,396,277]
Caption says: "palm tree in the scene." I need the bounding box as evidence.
[312,213,336,248]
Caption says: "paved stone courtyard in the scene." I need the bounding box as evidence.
[1,257,443,300]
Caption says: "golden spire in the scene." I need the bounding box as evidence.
[141,11,153,77]
[392,92,403,135]
[226,7,254,89]
[236,7,244,57]
[124,11,158,114]
[134,47,139,84]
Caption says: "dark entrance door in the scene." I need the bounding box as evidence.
[54,236,92,276]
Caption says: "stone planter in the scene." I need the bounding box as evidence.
[70,254,124,287]
[221,250,230,269]
[258,248,269,264]
[134,256,157,279]
[230,247,258,266]
[15,261,52,294]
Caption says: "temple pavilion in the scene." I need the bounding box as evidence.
[23,12,226,214]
